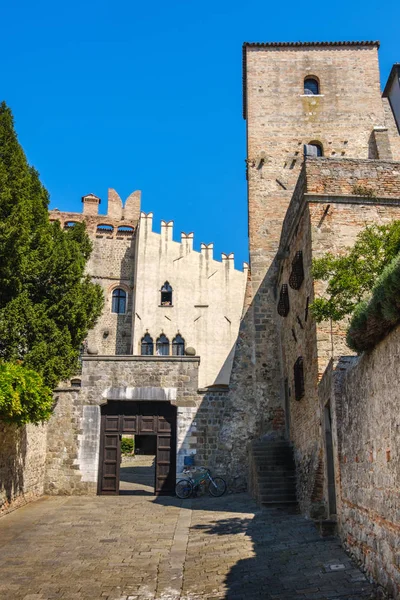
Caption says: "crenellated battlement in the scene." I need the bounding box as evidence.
[48,189,141,238]
[139,212,247,272]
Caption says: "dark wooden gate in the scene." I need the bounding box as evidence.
[98,401,177,496]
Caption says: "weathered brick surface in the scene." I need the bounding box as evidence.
[319,326,400,599]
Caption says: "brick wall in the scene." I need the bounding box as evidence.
[319,326,400,599]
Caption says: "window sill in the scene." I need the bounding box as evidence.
[300,94,325,97]
[159,305,174,308]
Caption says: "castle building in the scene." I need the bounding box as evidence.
[47,189,247,495]
[2,36,400,600]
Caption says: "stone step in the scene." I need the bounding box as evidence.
[261,500,298,507]
[259,481,296,490]
[260,495,297,503]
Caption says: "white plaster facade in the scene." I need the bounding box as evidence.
[132,212,248,388]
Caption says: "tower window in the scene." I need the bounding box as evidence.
[304,142,323,157]
[304,77,320,95]
[172,334,185,356]
[141,333,154,356]
[156,334,170,356]
[111,288,127,314]
[160,282,173,306]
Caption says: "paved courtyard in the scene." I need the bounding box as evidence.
[0,488,376,600]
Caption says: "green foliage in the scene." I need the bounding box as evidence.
[0,362,53,425]
[347,254,400,352]
[0,101,104,406]
[121,437,135,455]
[352,185,376,198]
[310,222,400,323]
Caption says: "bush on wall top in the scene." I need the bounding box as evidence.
[347,254,400,353]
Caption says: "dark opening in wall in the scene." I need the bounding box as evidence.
[277,284,290,317]
[304,77,320,95]
[97,224,114,234]
[141,333,154,355]
[289,251,304,290]
[294,357,305,401]
[160,282,173,306]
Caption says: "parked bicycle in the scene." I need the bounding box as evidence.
[175,467,227,498]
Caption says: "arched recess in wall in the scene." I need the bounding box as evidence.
[305,141,324,157]
[156,334,170,356]
[160,282,173,306]
[108,282,130,315]
[172,334,185,356]
[304,76,320,95]
[141,333,154,355]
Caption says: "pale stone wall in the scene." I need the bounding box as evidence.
[0,421,48,515]
[132,213,247,388]
[318,326,400,599]
[384,65,400,134]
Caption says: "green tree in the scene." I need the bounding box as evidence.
[0,102,104,423]
[310,222,400,322]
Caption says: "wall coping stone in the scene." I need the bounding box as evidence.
[82,355,200,363]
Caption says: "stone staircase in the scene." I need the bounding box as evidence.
[249,439,298,507]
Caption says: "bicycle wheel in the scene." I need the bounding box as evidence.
[208,476,227,497]
[175,479,193,499]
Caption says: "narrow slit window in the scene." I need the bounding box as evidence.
[277,284,290,317]
[304,77,319,95]
[294,357,305,401]
[172,334,185,356]
[289,251,304,290]
[160,282,173,306]
[156,334,170,356]
[111,288,127,314]
[141,333,154,356]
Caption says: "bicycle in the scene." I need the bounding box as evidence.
[175,467,227,499]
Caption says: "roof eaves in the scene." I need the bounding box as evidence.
[243,40,380,48]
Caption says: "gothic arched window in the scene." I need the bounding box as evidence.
[172,334,185,356]
[156,334,170,356]
[160,282,173,306]
[304,77,320,95]
[141,333,154,356]
[111,288,127,314]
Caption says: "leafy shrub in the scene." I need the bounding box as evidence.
[347,254,400,352]
[121,437,134,455]
[0,362,53,426]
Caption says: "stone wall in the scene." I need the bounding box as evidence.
[49,188,140,355]
[226,43,397,492]
[0,421,47,515]
[44,356,203,493]
[319,326,400,599]
[276,158,400,515]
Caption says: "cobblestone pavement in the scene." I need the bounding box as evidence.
[0,492,376,600]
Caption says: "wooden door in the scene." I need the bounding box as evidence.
[98,415,121,495]
[155,412,176,494]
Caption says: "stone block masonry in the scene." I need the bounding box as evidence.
[0,421,47,515]
[319,325,400,599]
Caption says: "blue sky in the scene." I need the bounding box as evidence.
[1,0,398,268]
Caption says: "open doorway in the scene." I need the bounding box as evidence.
[98,401,177,495]
[119,435,157,495]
